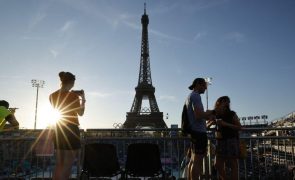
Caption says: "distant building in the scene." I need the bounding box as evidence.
[170,124,178,137]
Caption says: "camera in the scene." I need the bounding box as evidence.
[71,90,84,96]
[8,108,18,113]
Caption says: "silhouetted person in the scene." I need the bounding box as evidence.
[185,78,215,180]
[214,96,241,180]
[0,100,19,131]
[180,147,191,178]
[49,71,86,180]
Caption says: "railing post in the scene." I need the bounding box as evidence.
[292,140,294,165]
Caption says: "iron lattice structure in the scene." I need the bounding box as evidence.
[123,5,167,129]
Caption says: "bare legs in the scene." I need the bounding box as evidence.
[215,156,226,180]
[188,152,205,180]
[229,159,239,180]
[215,156,238,180]
[53,149,78,180]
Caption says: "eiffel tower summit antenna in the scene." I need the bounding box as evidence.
[123,4,167,129]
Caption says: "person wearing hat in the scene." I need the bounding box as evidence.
[185,78,216,180]
[0,100,19,132]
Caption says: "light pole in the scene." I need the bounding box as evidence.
[31,79,45,129]
[241,117,247,126]
[254,116,260,125]
[204,77,212,176]
[248,116,253,125]
[261,115,268,125]
[204,77,213,110]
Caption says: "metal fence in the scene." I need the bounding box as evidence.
[0,127,295,180]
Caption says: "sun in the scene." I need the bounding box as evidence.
[38,103,61,128]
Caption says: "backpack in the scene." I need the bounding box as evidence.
[181,104,191,136]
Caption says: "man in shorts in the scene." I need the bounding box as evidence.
[185,78,215,180]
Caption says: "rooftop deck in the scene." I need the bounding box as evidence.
[1,127,295,179]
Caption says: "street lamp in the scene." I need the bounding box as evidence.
[31,79,45,129]
[204,77,213,110]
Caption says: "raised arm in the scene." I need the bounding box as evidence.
[5,114,19,129]
[217,113,241,130]
[77,91,86,116]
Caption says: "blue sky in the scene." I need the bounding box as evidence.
[1,0,294,129]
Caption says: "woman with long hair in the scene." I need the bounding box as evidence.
[214,96,241,180]
[49,71,86,180]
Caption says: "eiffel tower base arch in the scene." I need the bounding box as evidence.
[123,112,167,128]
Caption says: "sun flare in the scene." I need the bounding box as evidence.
[38,104,61,128]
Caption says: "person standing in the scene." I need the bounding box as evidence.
[180,147,192,178]
[185,78,216,180]
[214,96,241,180]
[49,71,86,180]
[0,100,19,132]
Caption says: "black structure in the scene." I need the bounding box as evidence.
[124,143,164,179]
[80,143,122,179]
[123,4,167,128]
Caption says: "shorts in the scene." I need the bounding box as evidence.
[53,122,81,150]
[216,138,239,158]
[190,132,208,154]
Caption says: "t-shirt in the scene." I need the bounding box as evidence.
[0,106,11,131]
[49,90,81,125]
[186,91,206,133]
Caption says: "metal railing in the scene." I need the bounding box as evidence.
[1,127,295,179]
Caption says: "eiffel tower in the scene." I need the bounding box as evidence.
[123,4,167,129]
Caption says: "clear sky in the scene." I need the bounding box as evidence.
[1,0,295,129]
